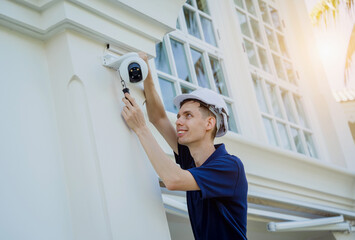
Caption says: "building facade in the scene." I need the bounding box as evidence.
[1,0,354,239]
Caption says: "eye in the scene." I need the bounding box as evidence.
[186,113,192,118]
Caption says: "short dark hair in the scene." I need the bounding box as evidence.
[180,99,217,139]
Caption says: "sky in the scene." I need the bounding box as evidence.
[304,0,355,90]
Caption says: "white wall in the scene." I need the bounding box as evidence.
[0,0,187,239]
[0,26,72,240]
[0,22,172,240]
[45,30,171,240]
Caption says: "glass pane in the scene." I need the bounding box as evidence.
[234,0,244,9]
[257,46,271,73]
[277,122,291,150]
[284,60,296,84]
[170,39,191,82]
[270,6,282,31]
[190,48,210,88]
[291,127,305,154]
[304,132,318,158]
[210,56,228,96]
[277,33,289,58]
[265,83,282,118]
[181,85,194,94]
[272,54,286,80]
[258,0,271,24]
[159,77,178,113]
[245,0,256,16]
[186,0,193,5]
[294,96,309,128]
[236,10,251,38]
[244,39,259,67]
[281,91,296,123]
[226,103,238,133]
[196,0,209,14]
[263,117,278,146]
[265,27,278,52]
[252,75,269,113]
[183,7,201,39]
[200,16,217,46]
[155,42,171,74]
[250,18,263,44]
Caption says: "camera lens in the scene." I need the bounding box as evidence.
[128,63,142,83]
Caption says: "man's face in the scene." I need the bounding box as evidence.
[176,101,210,145]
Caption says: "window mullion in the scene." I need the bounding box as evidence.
[259,75,274,115]
[195,11,206,42]
[289,93,301,126]
[274,86,288,121]
[272,118,282,147]
[185,43,198,85]
[204,52,216,91]
[298,129,309,156]
[286,124,297,152]
[165,36,179,78]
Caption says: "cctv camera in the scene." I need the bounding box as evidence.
[103,52,148,84]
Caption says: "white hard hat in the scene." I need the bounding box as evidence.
[173,88,229,137]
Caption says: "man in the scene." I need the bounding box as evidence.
[121,53,248,240]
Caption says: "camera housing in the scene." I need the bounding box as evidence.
[103,52,148,84]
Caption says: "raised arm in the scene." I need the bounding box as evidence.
[139,52,178,154]
[121,93,199,191]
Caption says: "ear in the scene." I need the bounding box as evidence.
[205,116,216,131]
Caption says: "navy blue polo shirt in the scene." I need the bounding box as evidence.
[174,143,248,240]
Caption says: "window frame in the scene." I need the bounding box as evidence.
[234,0,319,158]
[153,0,241,134]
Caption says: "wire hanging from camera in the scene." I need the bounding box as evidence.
[118,69,130,94]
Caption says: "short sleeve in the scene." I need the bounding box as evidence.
[188,157,239,199]
[174,144,194,170]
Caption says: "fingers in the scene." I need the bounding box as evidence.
[122,97,132,110]
[121,106,128,119]
[138,52,148,62]
[124,93,137,107]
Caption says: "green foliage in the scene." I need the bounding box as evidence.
[310,0,354,85]
[310,0,354,26]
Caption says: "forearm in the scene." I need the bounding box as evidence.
[135,126,181,189]
[143,69,168,124]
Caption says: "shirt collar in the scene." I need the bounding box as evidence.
[200,143,227,167]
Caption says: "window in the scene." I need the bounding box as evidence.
[182,0,217,46]
[235,0,318,157]
[154,0,239,133]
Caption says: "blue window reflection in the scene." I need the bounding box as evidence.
[190,48,210,88]
[159,77,178,113]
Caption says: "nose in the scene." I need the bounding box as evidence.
[176,116,183,126]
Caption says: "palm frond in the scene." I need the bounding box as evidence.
[310,0,354,26]
[310,0,340,26]
[345,24,355,85]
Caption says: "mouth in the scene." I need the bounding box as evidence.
[177,130,187,137]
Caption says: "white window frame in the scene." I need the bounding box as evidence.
[234,0,319,158]
[153,0,240,134]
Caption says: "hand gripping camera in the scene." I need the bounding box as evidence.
[103,52,148,94]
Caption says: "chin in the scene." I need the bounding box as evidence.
[178,137,189,145]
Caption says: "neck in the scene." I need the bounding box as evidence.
[188,140,216,167]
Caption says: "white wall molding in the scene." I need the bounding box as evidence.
[0,0,185,56]
[12,0,59,11]
[221,130,355,212]
[248,174,355,211]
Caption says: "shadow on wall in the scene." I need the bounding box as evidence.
[349,122,355,143]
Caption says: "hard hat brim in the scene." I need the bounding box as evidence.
[173,92,228,137]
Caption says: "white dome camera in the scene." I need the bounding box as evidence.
[103,52,148,84]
